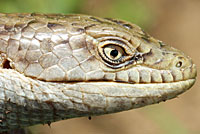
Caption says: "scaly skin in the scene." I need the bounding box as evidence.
[0,13,197,132]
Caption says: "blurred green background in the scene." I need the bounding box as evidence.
[0,0,153,28]
[0,0,199,134]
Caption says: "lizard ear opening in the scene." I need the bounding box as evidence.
[2,59,12,69]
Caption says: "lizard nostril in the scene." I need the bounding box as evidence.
[2,59,12,69]
[176,61,182,68]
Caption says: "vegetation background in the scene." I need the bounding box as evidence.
[0,0,199,134]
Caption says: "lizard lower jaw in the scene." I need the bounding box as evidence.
[77,78,195,113]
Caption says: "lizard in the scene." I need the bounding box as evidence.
[0,13,197,132]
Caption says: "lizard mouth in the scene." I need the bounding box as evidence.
[67,78,196,113]
[81,79,196,96]
[0,67,196,115]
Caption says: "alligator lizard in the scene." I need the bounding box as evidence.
[0,13,197,132]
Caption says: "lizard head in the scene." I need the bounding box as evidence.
[84,16,196,84]
[77,16,197,111]
[0,14,197,116]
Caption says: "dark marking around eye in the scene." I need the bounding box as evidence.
[110,49,118,58]
[99,48,143,69]
[134,53,143,61]
[134,55,140,61]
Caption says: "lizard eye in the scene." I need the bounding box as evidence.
[97,37,135,68]
[103,45,124,61]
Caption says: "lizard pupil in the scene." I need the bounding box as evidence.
[110,49,118,57]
